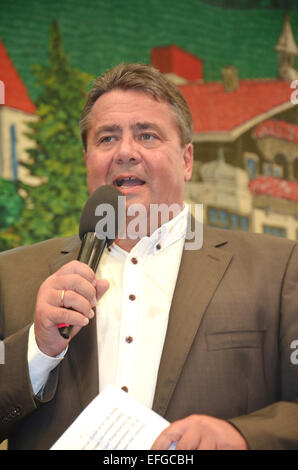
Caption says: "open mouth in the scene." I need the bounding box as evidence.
[113,176,146,188]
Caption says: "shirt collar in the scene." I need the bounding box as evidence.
[110,205,189,258]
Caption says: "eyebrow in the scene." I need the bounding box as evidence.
[133,121,165,138]
[94,124,121,142]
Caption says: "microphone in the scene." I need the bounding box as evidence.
[58,185,123,339]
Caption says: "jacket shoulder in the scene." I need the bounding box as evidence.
[206,226,297,252]
[0,235,80,291]
[0,236,78,262]
[204,227,298,275]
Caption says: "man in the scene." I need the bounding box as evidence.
[0,63,297,450]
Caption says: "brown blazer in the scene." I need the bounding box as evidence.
[0,227,297,449]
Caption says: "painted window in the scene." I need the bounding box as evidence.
[207,207,249,231]
[10,124,18,181]
[247,158,257,180]
[263,225,287,238]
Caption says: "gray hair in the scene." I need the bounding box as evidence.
[79,62,193,149]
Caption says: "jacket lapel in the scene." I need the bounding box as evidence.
[48,236,81,273]
[50,230,233,416]
[49,236,99,410]
[152,227,233,417]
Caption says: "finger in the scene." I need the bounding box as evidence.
[175,429,202,450]
[54,274,98,307]
[49,305,90,329]
[58,260,97,284]
[151,423,184,450]
[151,434,173,450]
[58,289,95,319]
[95,279,110,301]
[196,437,215,450]
[35,300,90,331]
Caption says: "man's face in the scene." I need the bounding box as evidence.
[84,89,193,214]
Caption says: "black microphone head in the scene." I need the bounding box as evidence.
[79,185,123,245]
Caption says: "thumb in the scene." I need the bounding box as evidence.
[95,279,110,301]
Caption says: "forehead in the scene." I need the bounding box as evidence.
[89,89,178,131]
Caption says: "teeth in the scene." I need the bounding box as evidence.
[115,177,145,187]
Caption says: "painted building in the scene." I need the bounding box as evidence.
[151,15,298,241]
[0,38,39,185]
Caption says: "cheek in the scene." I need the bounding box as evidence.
[85,154,109,188]
[152,151,184,182]
[147,150,174,175]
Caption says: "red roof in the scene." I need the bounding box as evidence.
[151,45,203,82]
[249,176,298,203]
[0,38,35,114]
[253,119,298,144]
[179,80,293,134]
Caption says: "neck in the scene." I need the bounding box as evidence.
[115,202,185,252]
[115,237,139,252]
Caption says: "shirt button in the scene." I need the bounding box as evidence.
[129,294,136,301]
[125,336,133,343]
[131,257,138,264]
[156,243,161,250]
[121,386,128,392]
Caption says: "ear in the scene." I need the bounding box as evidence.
[183,143,193,182]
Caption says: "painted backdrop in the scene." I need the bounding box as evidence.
[0,0,298,251]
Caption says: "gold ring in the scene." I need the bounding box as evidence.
[60,289,65,308]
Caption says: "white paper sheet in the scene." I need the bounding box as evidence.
[51,385,171,450]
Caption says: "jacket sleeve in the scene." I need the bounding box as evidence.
[229,243,298,449]
[0,325,38,441]
[0,324,61,443]
[0,243,63,443]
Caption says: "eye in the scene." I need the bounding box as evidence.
[140,133,156,141]
[137,133,161,148]
[98,135,117,145]
[102,136,115,143]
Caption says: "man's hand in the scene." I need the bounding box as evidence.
[34,260,109,357]
[151,414,248,450]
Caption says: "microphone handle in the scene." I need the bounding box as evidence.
[58,233,108,339]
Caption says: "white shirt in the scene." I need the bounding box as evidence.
[28,206,188,408]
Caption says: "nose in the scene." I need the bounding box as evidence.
[115,135,141,165]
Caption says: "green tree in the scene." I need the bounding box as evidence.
[0,177,23,251]
[18,20,92,245]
